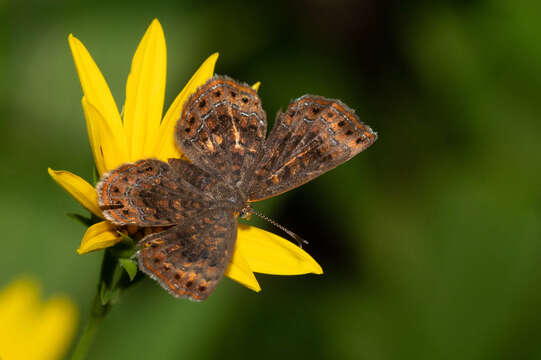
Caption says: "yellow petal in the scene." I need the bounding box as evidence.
[123,19,167,161]
[78,221,123,254]
[155,52,219,161]
[251,81,261,91]
[82,97,106,175]
[82,97,128,173]
[0,278,77,360]
[48,168,102,218]
[30,296,77,360]
[68,34,124,146]
[225,246,261,292]
[0,277,39,333]
[0,278,40,360]
[236,224,323,275]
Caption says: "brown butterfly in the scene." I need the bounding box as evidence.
[97,76,377,301]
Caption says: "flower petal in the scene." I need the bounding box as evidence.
[123,19,167,161]
[48,168,102,218]
[68,34,124,146]
[251,81,261,91]
[0,278,77,360]
[155,52,219,161]
[225,246,261,292]
[81,97,106,175]
[77,221,123,254]
[236,224,323,275]
[82,97,128,173]
[31,296,77,360]
[0,277,39,333]
[0,278,40,359]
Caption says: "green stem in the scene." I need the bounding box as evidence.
[70,292,110,360]
[70,252,114,360]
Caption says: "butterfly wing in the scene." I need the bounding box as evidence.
[175,76,267,189]
[247,95,377,201]
[137,208,237,301]
[97,159,214,226]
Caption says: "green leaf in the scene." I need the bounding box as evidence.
[119,258,138,281]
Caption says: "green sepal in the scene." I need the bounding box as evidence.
[99,281,120,306]
[108,232,137,258]
[66,211,102,229]
[98,249,125,305]
[119,258,138,281]
[117,231,135,247]
[67,213,94,227]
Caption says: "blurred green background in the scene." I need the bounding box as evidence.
[2,0,541,359]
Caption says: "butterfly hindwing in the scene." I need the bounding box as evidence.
[137,208,237,301]
[247,95,377,201]
[175,76,267,188]
[97,159,213,226]
[168,158,239,203]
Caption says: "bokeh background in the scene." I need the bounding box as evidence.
[2,0,541,359]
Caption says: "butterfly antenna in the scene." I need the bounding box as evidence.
[248,208,309,248]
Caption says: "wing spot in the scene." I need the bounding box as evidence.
[214,90,221,97]
[242,97,249,104]
[112,187,119,193]
[146,166,153,171]
[199,100,206,108]
[189,116,195,124]
[185,280,193,288]
[122,209,129,215]
[231,91,236,98]
[312,107,320,114]
[356,138,362,144]
[175,273,181,280]
[185,127,191,133]
[327,112,334,118]
[198,285,207,292]
[346,130,353,136]
[338,121,345,127]
[153,258,160,264]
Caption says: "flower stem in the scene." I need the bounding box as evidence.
[70,251,114,360]
[70,292,110,360]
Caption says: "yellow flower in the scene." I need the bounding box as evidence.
[0,277,78,360]
[48,19,322,292]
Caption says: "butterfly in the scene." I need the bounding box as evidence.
[97,76,377,301]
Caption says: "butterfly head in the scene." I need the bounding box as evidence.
[239,205,252,220]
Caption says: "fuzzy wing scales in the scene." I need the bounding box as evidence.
[175,76,267,189]
[97,159,213,226]
[137,208,237,301]
[247,95,377,201]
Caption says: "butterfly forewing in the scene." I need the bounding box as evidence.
[137,208,237,301]
[246,95,377,201]
[175,76,267,189]
[98,159,214,226]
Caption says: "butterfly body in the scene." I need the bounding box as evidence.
[97,76,376,301]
